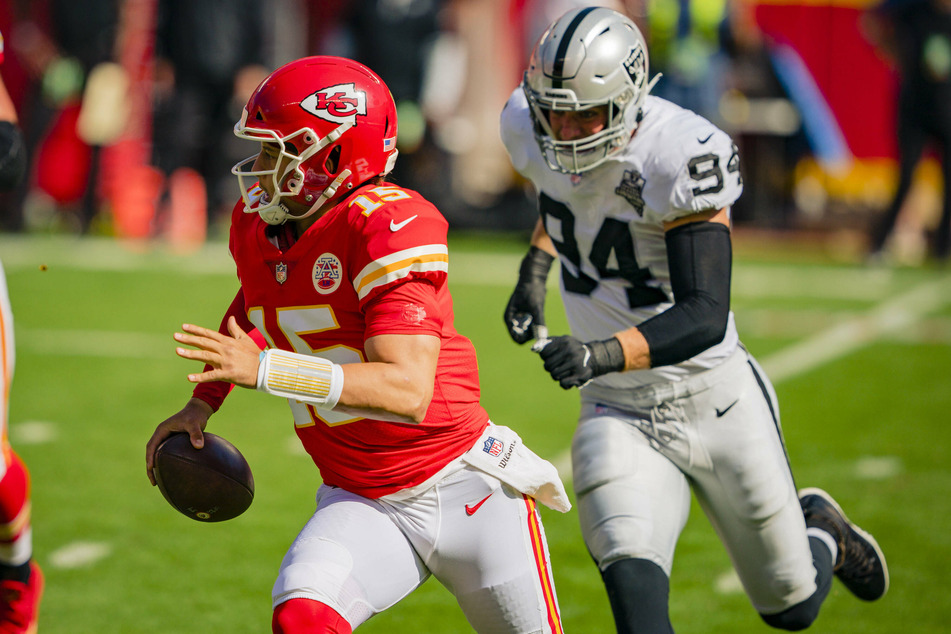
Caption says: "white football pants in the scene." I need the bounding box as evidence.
[573,347,817,614]
[272,464,563,632]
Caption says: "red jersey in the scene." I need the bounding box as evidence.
[194,184,489,498]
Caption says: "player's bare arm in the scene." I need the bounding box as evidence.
[334,333,440,425]
[664,206,730,231]
[177,316,440,425]
[529,217,558,257]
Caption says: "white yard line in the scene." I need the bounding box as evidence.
[760,275,951,382]
[48,541,112,569]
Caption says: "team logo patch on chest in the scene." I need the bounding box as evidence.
[615,169,646,215]
[313,253,343,294]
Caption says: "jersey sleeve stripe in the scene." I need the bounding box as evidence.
[353,244,449,300]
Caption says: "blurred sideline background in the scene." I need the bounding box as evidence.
[0,0,942,266]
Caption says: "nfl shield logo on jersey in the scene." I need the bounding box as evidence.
[312,253,343,294]
[483,437,504,457]
[275,262,288,284]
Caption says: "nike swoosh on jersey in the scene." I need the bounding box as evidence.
[389,215,418,232]
[715,399,739,417]
[698,133,714,144]
[465,492,493,516]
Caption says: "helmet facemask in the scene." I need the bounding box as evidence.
[232,108,353,225]
[524,81,638,174]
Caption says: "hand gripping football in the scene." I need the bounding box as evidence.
[153,432,254,522]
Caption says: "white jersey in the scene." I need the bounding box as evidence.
[501,89,743,391]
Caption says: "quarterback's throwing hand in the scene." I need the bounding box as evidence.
[536,335,626,389]
[174,317,261,388]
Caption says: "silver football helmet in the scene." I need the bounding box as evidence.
[523,7,659,174]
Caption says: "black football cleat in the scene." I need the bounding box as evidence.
[799,487,889,601]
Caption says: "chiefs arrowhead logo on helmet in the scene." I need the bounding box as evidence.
[301,83,368,125]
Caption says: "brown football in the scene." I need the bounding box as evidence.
[153,432,254,522]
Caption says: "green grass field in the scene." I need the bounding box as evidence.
[1,231,948,633]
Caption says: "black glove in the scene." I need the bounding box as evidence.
[536,335,625,389]
[504,246,555,344]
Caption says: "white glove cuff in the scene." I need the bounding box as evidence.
[255,349,344,410]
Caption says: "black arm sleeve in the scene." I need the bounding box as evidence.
[637,221,732,368]
[0,122,26,191]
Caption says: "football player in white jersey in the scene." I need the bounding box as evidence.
[500,7,888,632]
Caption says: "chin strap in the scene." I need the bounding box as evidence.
[311,169,352,211]
[278,168,354,225]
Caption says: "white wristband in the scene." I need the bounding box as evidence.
[255,349,344,410]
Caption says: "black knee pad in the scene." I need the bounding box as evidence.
[601,558,673,634]
[760,601,819,632]
[759,536,833,631]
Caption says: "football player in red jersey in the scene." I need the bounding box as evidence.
[0,31,44,634]
[145,56,569,634]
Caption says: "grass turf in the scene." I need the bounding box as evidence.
[2,232,948,633]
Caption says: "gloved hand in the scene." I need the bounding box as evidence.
[534,335,625,389]
[503,246,555,344]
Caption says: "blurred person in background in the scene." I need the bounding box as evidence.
[865,0,951,263]
[151,0,270,234]
[0,30,44,634]
[324,0,447,209]
[6,0,119,232]
[646,0,731,123]
[501,7,888,632]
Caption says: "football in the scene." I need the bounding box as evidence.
[153,432,254,522]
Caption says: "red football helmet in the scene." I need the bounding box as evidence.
[232,56,399,224]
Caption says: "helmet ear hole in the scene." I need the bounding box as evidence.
[325,145,342,174]
[386,114,396,140]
